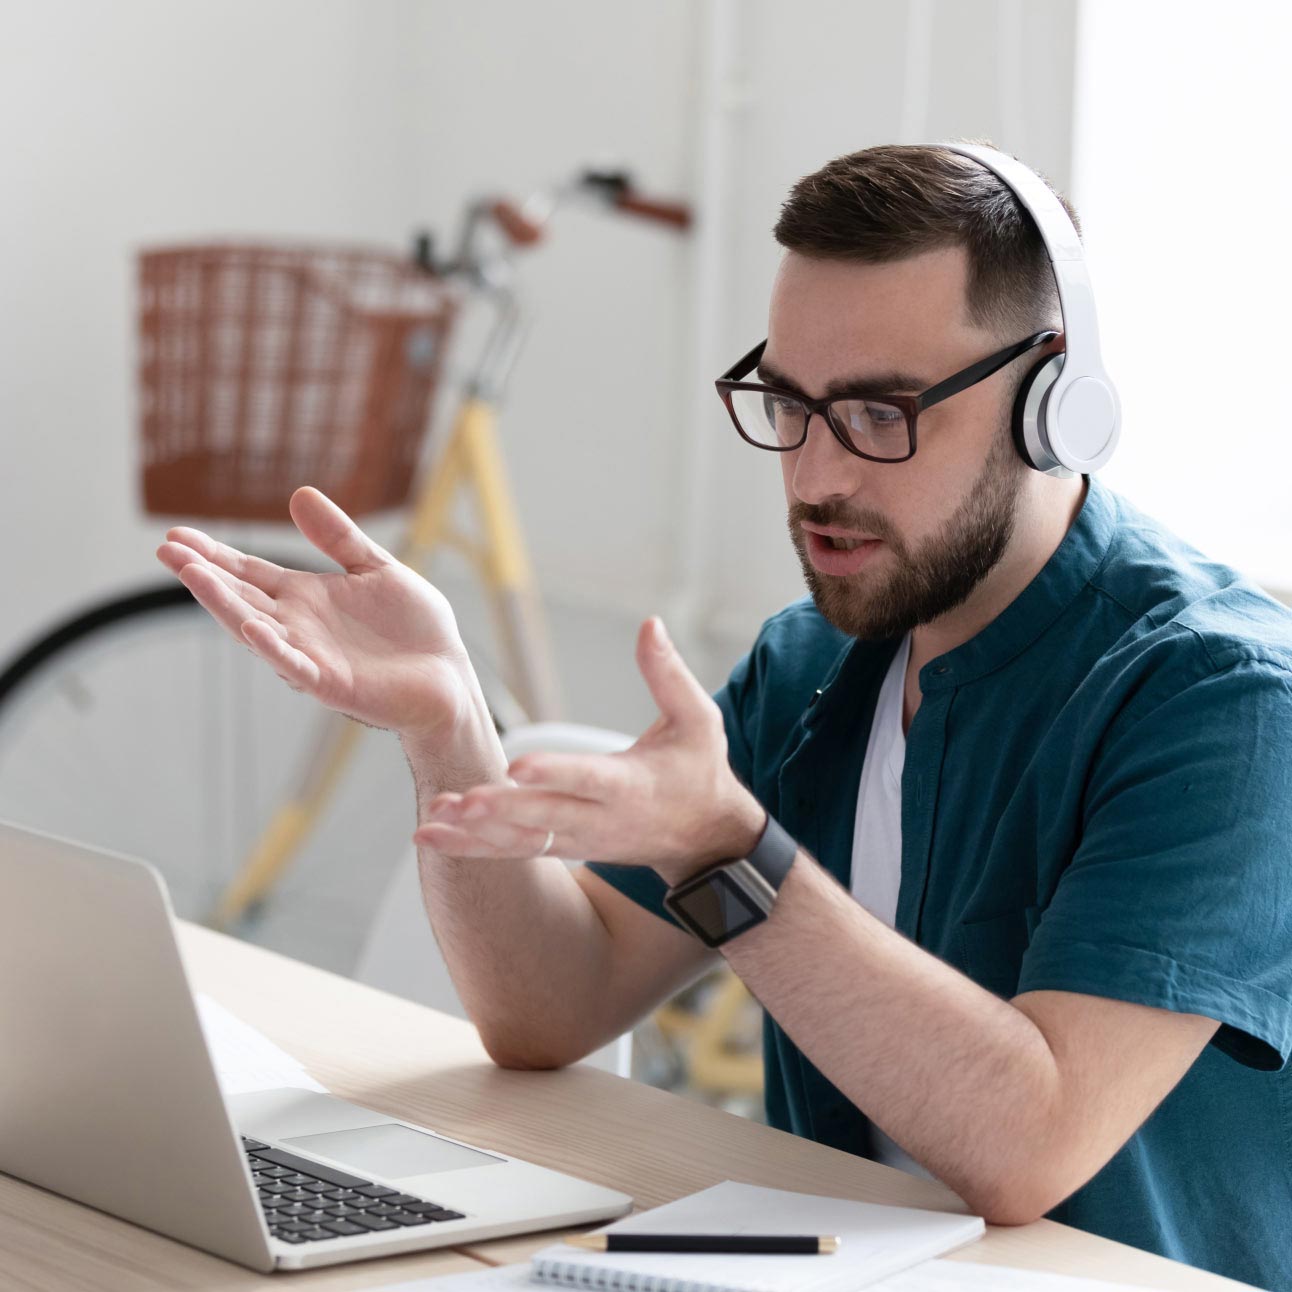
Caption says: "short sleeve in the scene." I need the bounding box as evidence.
[1017,658,1292,1070]
[583,645,759,926]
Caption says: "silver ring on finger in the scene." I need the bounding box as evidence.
[537,829,556,858]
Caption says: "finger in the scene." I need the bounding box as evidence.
[157,542,278,615]
[420,775,524,821]
[413,819,556,861]
[635,616,716,729]
[178,561,288,643]
[203,562,279,616]
[420,792,464,820]
[455,784,593,834]
[241,620,321,689]
[163,527,287,598]
[507,752,619,800]
[156,539,195,579]
[288,486,391,575]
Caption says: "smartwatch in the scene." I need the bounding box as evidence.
[662,813,799,948]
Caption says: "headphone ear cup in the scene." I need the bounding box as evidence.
[1011,353,1064,473]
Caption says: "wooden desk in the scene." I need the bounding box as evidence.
[0,923,1253,1290]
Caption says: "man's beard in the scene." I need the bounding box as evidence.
[788,427,1026,641]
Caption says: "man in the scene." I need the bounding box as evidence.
[157,144,1292,1288]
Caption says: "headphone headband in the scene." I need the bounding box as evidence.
[933,142,1121,474]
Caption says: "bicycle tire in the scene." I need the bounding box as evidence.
[0,584,197,715]
[0,583,433,968]
[0,580,516,733]
[0,579,522,962]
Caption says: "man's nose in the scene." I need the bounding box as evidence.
[790,411,868,505]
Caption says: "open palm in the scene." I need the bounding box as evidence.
[155,486,477,740]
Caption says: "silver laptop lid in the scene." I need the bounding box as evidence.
[0,820,274,1272]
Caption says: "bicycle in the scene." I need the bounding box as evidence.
[0,169,690,962]
[0,173,764,1110]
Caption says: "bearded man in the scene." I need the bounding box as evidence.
[159,144,1292,1288]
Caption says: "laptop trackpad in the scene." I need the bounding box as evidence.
[283,1123,504,1179]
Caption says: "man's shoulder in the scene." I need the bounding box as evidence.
[716,597,867,793]
[742,594,894,695]
[717,597,856,743]
[1085,490,1292,706]
[751,595,853,666]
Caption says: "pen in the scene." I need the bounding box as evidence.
[563,1234,841,1255]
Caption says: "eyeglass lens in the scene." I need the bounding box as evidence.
[728,388,910,459]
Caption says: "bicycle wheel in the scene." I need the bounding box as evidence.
[0,583,423,972]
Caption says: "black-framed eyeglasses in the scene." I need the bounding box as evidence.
[715,330,1062,462]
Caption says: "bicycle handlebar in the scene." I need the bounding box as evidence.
[486,175,692,252]
[430,167,691,274]
[610,192,692,230]
[489,199,546,248]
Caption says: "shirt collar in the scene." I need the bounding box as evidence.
[804,475,1117,715]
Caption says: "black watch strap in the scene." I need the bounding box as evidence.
[744,812,798,892]
[662,812,800,948]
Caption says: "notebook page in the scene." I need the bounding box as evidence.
[531,1180,984,1292]
[368,1259,1151,1291]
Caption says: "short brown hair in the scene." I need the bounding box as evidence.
[773,140,1079,343]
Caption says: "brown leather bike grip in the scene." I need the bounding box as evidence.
[490,199,546,246]
[612,193,692,230]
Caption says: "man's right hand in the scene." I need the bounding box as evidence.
[155,486,482,746]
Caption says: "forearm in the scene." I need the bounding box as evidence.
[412,635,1215,1223]
[400,708,618,1068]
[722,853,1065,1222]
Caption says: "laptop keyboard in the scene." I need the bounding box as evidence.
[242,1135,466,1244]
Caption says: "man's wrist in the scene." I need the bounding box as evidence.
[725,791,770,864]
[400,680,508,808]
[662,808,801,948]
[654,788,767,887]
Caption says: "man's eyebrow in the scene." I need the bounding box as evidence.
[755,359,930,398]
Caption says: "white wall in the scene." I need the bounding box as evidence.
[1072,0,1292,594]
[400,0,700,719]
[691,0,1078,656]
[1,0,433,659]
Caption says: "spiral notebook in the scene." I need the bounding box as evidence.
[523,1181,985,1292]
[378,1256,1159,1291]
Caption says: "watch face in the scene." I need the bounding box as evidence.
[669,868,766,944]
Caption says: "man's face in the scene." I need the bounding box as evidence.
[764,247,1028,640]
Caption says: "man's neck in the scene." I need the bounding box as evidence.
[902,474,1087,733]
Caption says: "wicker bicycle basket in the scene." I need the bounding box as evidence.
[138,244,458,520]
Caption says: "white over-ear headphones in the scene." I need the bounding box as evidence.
[936,142,1121,476]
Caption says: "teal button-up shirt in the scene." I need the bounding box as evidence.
[588,478,1292,1288]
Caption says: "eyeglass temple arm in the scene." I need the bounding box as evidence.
[719,339,768,383]
[917,330,1059,411]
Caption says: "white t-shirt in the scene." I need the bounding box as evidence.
[849,633,934,1181]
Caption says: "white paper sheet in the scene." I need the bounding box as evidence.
[529,1181,984,1292]
[369,1259,1154,1291]
[194,992,328,1096]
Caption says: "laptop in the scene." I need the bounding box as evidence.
[0,820,633,1271]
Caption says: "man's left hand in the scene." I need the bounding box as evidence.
[413,617,766,885]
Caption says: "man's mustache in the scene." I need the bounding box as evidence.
[788,504,902,548]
